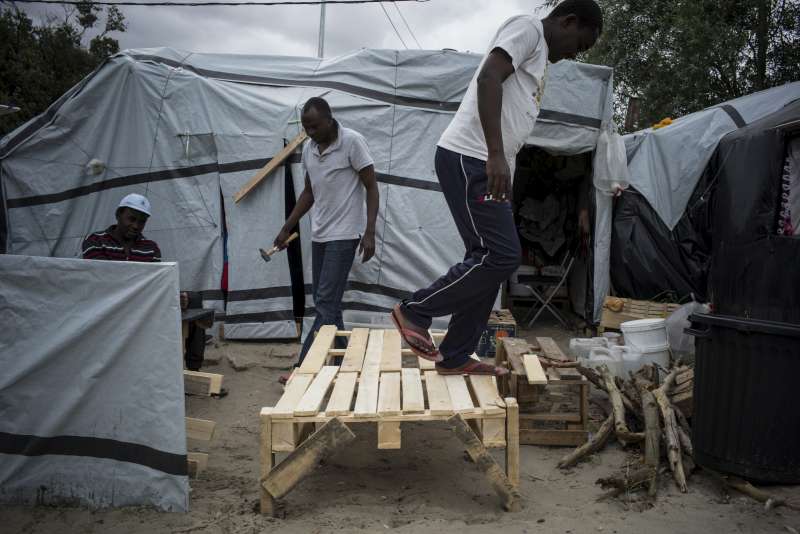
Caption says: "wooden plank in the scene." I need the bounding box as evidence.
[352,329,383,417]
[294,366,339,416]
[418,356,436,370]
[377,422,401,449]
[361,329,384,374]
[340,328,369,372]
[424,371,453,415]
[401,368,425,414]
[499,338,533,376]
[234,131,307,203]
[187,452,209,478]
[325,372,358,416]
[380,330,402,372]
[505,398,519,487]
[522,354,548,385]
[353,371,380,418]
[184,370,224,396]
[536,337,567,360]
[519,429,589,447]
[377,372,402,416]
[448,414,521,512]
[262,418,356,500]
[259,408,276,515]
[469,375,506,416]
[186,417,216,442]
[273,374,314,419]
[298,325,338,374]
[520,412,583,423]
[444,375,476,414]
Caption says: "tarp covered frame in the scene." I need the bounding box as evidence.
[1,48,619,338]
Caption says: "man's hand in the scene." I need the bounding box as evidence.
[486,153,511,201]
[273,228,292,250]
[360,231,376,262]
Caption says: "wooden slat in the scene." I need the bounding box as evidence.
[188,452,209,478]
[424,371,453,415]
[380,330,402,371]
[361,329,384,374]
[469,375,506,416]
[445,375,476,414]
[522,354,548,385]
[505,398,520,487]
[340,328,369,372]
[184,370,224,396]
[234,131,307,203]
[273,374,314,419]
[294,366,339,416]
[536,337,567,360]
[298,325,338,374]
[353,371,380,417]
[401,368,425,414]
[377,422,401,450]
[325,372,358,416]
[418,356,436,370]
[186,417,216,442]
[377,372,402,416]
[500,338,532,376]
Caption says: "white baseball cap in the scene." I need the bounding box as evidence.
[118,193,152,216]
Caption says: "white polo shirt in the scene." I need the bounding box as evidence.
[302,124,375,242]
[438,15,549,176]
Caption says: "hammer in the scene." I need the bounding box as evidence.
[259,232,299,263]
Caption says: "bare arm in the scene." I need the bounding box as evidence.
[275,174,314,248]
[477,49,515,201]
[358,164,379,262]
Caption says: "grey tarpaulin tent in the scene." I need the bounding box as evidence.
[0,48,619,338]
[0,255,188,511]
[611,82,800,301]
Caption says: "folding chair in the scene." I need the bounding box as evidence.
[517,255,576,329]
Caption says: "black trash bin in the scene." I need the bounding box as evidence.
[688,313,800,483]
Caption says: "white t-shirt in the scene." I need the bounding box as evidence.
[302,124,374,242]
[438,15,549,175]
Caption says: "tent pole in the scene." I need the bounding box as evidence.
[317,2,326,58]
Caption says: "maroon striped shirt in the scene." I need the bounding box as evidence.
[82,225,161,262]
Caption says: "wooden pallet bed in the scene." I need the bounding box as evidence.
[258,326,521,515]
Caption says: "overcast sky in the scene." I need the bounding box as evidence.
[27,0,550,57]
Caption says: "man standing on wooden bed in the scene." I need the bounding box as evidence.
[391,0,604,376]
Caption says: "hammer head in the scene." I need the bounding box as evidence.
[259,248,273,263]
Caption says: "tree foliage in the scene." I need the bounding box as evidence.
[545,0,800,132]
[0,3,127,137]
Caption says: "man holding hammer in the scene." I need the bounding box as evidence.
[274,97,379,374]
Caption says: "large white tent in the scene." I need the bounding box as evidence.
[1,48,619,338]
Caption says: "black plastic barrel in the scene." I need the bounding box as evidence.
[688,313,800,483]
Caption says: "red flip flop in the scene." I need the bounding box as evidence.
[391,305,442,362]
[436,359,509,376]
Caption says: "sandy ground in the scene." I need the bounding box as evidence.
[3,320,800,534]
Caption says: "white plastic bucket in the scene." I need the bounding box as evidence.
[621,318,668,350]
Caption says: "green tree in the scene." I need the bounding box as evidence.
[545,0,800,131]
[0,3,127,137]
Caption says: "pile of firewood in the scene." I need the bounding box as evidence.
[537,357,800,510]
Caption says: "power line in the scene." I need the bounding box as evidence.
[379,1,407,49]
[393,1,421,49]
[5,0,429,6]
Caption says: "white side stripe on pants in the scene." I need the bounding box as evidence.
[407,155,489,308]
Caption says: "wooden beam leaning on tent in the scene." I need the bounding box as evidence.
[234,131,308,203]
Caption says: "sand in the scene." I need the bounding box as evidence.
[3,324,799,534]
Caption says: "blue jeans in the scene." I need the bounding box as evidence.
[298,238,359,364]
[401,147,521,368]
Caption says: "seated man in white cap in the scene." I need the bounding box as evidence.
[82,194,207,370]
[82,193,161,262]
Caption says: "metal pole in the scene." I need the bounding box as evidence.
[317,2,326,58]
